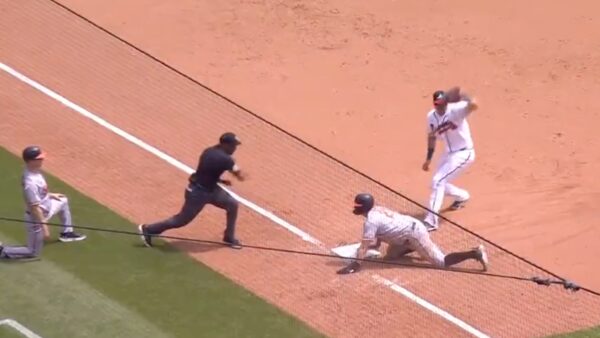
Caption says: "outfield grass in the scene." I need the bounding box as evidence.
[0,147,324,338]
[552,327,600,338]
[0,324,28,338]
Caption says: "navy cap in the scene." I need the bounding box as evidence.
[22,145,46,162]
[219,132,241,145]
[433,90,446,103]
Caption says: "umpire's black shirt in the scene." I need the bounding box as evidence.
[193,145,235,191]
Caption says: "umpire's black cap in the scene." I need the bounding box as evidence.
[22,145,46,162]
[219,132,242,145]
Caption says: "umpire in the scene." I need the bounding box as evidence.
[138,132,246,249]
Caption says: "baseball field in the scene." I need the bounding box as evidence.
[2,0,600,337]
[0,147,323,338]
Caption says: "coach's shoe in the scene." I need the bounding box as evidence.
[138,224,153,247]
[449,199,469,211]
[423,221,438,232]
[0,242,5,258]
[59,231,87,242]
[223,236,242,250]
[475,244,489,271]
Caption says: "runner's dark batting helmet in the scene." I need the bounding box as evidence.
[22,146,46,162]
[353,193,374,215]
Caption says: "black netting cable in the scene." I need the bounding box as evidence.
[48,0,572,285]
[1,216,596,296]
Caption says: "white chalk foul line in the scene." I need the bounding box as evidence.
[0,319,43,338]
[0,61,489,337]
[0,62,321,246]
[372,276,490,338]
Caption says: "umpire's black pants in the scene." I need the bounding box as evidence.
[144,184,239,239]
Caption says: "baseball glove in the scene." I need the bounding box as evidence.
[337,261,361,275]
[445,86,461,102]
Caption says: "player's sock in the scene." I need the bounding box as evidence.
[443,250,479,267]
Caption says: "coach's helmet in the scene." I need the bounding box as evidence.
[353,193,375,215]
[22,146,46,162]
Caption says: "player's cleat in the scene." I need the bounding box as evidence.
[59,231,87,242]
[223,236,242,250]
[475,244,489,271]
[337,261,361,275]
[423,221,438,232]
[138,224,153,247]
[449,199,469,211]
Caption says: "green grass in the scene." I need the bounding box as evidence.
[0,323,29,338]
[2,144,597,338]
[551,327,600,338]
[0,147,324,338]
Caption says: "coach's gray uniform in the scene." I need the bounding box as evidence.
[2,169,72,258]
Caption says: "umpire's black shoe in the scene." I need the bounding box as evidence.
[138,224,153,247]
[223,236,242,250]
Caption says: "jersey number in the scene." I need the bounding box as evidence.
[436,121,457,135]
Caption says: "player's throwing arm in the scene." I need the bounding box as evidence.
[422,87,478,231]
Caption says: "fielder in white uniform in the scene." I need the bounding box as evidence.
[336,193,488,274]
[0,146,86,260]
[422,87,478,231]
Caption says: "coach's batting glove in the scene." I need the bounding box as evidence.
[337,261,361,275]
